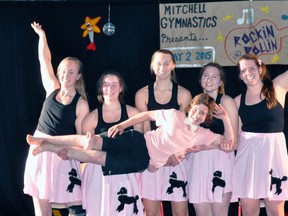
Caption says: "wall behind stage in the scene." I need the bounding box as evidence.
[0,1,287,215]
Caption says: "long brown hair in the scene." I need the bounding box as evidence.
[199,62,226,94]
[237,54,277,109]
[96,70,127,104]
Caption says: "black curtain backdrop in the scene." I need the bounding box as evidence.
[0,1,287,215]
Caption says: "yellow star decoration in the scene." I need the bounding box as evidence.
[222,14,233,21]
[271,54,279,63]
[217,32,223,43]
[80,16,101,38]
[260,6,269,14]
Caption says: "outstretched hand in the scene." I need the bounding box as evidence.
[107,124,125,138]
[31,21,44,35]
[213,104,228,120]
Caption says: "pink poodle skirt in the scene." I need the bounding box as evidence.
[139,159,188,202]
[23,130,83,203]
[186,149,236,203]
[232,132,288,200]
[82,163,144,216]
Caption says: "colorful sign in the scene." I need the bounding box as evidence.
[160,1,288,67]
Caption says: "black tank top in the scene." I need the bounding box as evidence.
[201,94,224,135]
[37,89,80,135]
[239,91,284,133]
[147,81,180,130]
[95,103,133,135]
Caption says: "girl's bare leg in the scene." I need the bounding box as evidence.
[211,192,232,216]
[143,199,162,216]
[240,198,260,216]
[264,199,285,216]
[32,143,83,156]
[171,201,188,216]
[26,132,103,150]
[58,147,107,166]
[32,143,63,156]
[85,133,103,150]
[27,134,87,148]
[32,197,52,216]
[193,203,212,216]
[26,134,45,146]
[28,132,106,165]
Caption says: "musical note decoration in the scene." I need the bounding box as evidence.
[237,8,254,25]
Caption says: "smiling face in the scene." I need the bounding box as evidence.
[57,60,81,88]
[151,52,175,80]
[200,66,222,93]
[185,93,215,126]
[187,104,209,126]
[239,59,262,87]
[102,74,122,102]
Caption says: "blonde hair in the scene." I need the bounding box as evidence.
[57,57,87,100]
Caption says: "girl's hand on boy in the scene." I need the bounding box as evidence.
[219,138,234,152]
[107,124,125,138]
[57,148,69,160]
[165,154,184,167]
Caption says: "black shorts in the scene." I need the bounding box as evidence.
[101,129,150,175]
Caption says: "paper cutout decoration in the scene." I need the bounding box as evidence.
[80,16,101,51]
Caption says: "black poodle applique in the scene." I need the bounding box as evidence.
[212,170,226,193]
[66,168,81,193]
[166,172,188,197]
[116,187,139,214]
[269,169,287,195]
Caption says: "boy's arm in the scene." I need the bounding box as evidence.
[107,110,157,137]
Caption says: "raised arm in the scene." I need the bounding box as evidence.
[107,110,157,137]
[31,22,60,96]
[221,95,239,150]
[212,104,235,151]
[273,69,288,92]
[273,70,288,107]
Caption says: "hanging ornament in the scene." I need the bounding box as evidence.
[80,16,101,51]
[103,4,115,36]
